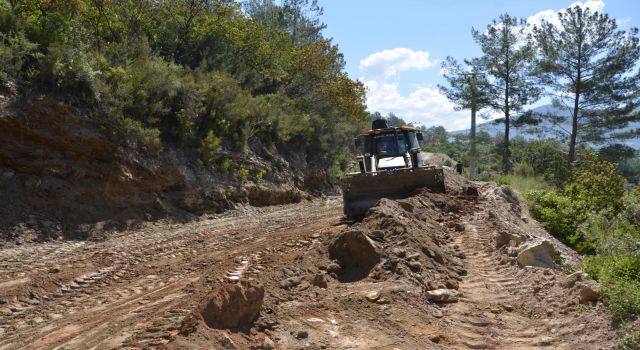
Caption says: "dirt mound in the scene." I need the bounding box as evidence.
[351,192,471,290]
[198,280,265,329]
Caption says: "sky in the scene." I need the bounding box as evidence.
[319,0,640,130]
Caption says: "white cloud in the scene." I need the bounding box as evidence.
[359,48,485,131]
[363,79,473,130]
[359,48,437,79]
[527,0,605,28]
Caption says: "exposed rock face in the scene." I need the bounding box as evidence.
[199,280,265,329]
[516,240,557,268]
[329,230,382,282]
[0,98,313,243]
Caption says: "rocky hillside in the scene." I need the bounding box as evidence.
[0,90,328,245]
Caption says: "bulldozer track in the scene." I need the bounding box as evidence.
[0,198,342,350]
[444,209,607,350]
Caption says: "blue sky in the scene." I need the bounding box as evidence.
[319,0,640,130]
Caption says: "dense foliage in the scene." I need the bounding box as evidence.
[0,0,368,181]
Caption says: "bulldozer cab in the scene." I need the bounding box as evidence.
[342,120,444,217]
[355,124,424,172]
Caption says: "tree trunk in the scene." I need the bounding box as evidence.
[503,78,510,175]
[469,107,477,180]
[569,68,581,165]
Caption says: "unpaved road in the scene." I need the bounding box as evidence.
[0,198,343,349]
[0,184,622,349]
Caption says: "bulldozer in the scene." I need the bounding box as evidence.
[341,119,446,217]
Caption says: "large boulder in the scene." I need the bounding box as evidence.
[516,240,556,268]
[199,280,264,329]
[329,230,382,281]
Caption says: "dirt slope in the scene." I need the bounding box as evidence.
[0,173,625,349]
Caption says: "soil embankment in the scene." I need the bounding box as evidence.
[0,96,320,245]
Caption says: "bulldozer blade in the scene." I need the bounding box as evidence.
[341,167,445,217]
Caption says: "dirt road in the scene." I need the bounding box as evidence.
[0,181,622,349]
[0,198,343,349]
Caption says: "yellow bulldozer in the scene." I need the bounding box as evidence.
[341,119,446,217]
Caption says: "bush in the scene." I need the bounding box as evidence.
[513,162,534,177]
[255,169,267,183]
[219,158,233,174]
[0,31,41,81]
[111,116,162,153]
[581,189,640,319]
[200,130,222,165]
[496,176,512,185]
[526,190,586,248]
[237,166,249,182]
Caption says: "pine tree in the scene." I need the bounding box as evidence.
[472,14,541,174]
[533,5,640,164]
[439,57,492,179]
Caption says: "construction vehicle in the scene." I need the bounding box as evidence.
[341,119,446,217]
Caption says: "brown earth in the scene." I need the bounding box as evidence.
[0,171,628,349]
[0,96,320,245]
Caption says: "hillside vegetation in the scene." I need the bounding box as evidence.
[0,0,368,181]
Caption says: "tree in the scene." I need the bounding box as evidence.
[439,57,492,179]
[473,14,541,174]
[534,6,640,164]
[244,0,325,46]
[423,126,448,145]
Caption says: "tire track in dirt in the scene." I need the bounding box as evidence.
[444,208,608,350]
[0,198,342,350]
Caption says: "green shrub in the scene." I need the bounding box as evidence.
[200,130,222,165]
[513,162,534,177]
[237,166,249,182]
[255,169,267,183]
[619,333,640,350]
[496,176,512,186]
[526,190,586,248]
[219,158,233,174]
[0,31,41,81]
[443,159,452,167]
[564,159,626,213]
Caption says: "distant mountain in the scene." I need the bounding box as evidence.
[450,105,640,149]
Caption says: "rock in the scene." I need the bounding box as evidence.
[516,240,556,268]
[280,277,302,289]
[262,336,276,350]
[367,230,385,242]
[407,261,422,271]
[48,266,61,274]
[495,231,524,248]
[391,247,407,258]
[429,334,442,343]
[463,186,479,198]
[326,262,341,274]
[365,291,380,302]
[328,230,382,281]
[219,334,237,349]
[577,281,600,303]
[444,279,459,290]
[426,289,459,303]
[312,274,328,288]
[296,330,309,339]
[405,252,420,261]
[199,280,264,329]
